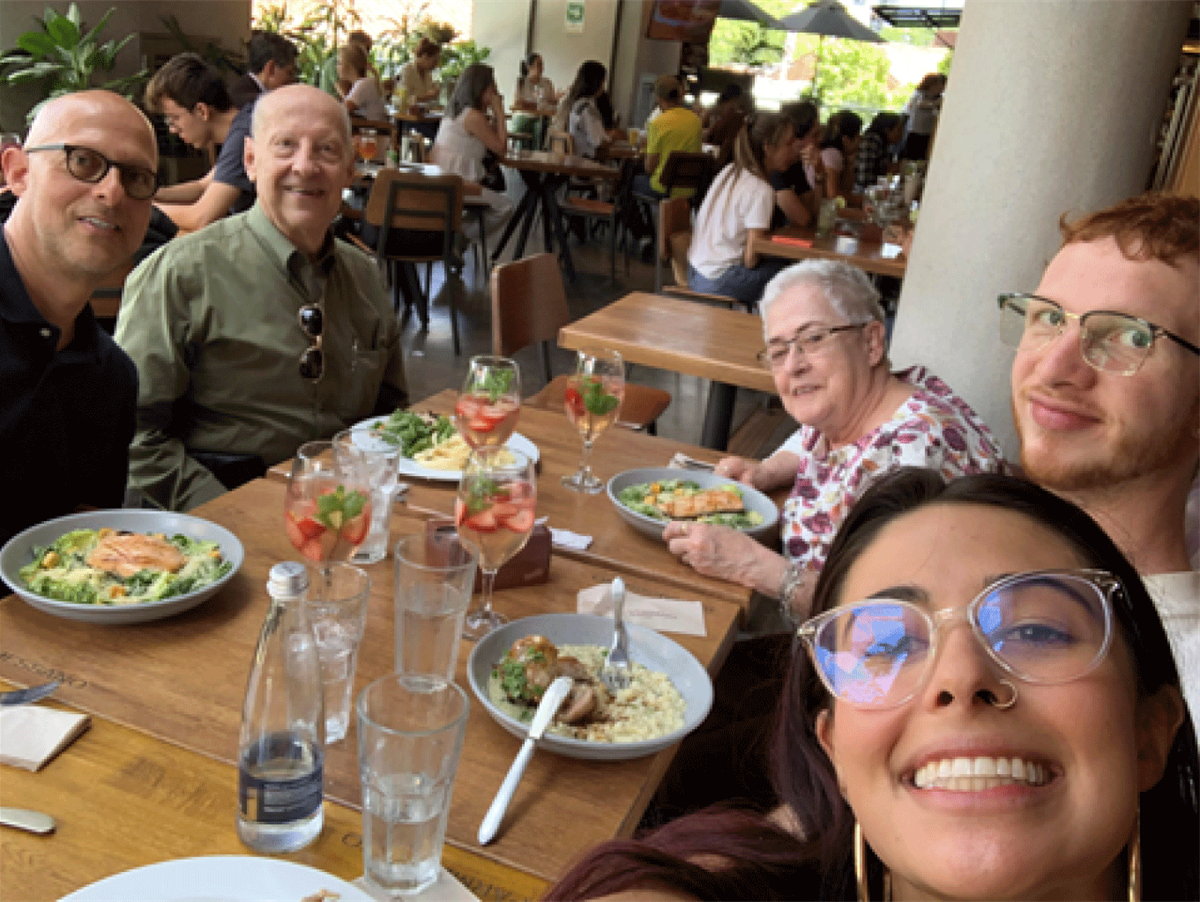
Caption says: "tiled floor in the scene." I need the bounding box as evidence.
[396,217,794,459]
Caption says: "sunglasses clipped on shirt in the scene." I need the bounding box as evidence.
[298,302,324,383]
[23,144,159,201]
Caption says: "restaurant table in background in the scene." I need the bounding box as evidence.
[0,478,742,884]
[493,150,619,282]
[558,292,777,450]
[0,680,549,901]
[751,221,908,280]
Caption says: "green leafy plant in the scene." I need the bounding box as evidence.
[437,39,490,84]
[0,3,147,123]
[160,14,245,75]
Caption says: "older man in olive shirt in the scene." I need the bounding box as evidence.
[117,85,407,511]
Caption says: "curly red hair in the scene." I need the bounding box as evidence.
[1060,191,1198,268]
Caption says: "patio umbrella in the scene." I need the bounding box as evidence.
[717,0,785,29]
[777,0,884,93]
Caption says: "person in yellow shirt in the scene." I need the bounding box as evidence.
[636,74,703,200]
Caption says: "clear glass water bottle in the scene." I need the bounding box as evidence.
[237,562,326,853]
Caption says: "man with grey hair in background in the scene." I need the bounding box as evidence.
[116,84,408,511]
[1,90,158,546]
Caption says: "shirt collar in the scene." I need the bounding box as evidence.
[246,203,337,282]
[0,227,102,354]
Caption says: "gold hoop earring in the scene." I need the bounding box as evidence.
[1128,806,1141,902]
[854,822,891,902]
[992,679,1018,710]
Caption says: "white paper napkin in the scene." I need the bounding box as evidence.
[549,527,593,550]
[577,584,707,637]
[0,705,90,771]
[353,867,479,901]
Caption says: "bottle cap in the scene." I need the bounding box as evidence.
[268,562,309,597]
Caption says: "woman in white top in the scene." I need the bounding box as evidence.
[900,72,946,160]
[687,113,804,308]
[400,38,441,104]
[339,43,387,121]
[512,52,556,147]
[431,63,514,248]
[563,60,611,159]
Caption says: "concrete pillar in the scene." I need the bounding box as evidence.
[888,0,1192,459]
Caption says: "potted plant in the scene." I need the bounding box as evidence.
[438,40,490,105]
[0,3,147,123]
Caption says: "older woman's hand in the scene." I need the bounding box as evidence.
[715,451,801,494]
[714,456,758,483]
[662,521,787,595]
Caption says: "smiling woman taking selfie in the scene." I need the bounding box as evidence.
[548,469,1198,902]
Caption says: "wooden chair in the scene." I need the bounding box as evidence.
[654,195,736,307]
[657,150,717,205]
[557,156,639,284]
[546,130,574,155]
[491,253,671,433]
[361,169,466,352]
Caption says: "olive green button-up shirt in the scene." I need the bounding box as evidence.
[116,204,407,511]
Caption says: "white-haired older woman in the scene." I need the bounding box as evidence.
[664,259,1006,624]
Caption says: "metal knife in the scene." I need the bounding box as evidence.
[0,807,56,834]
[0,680,60,707]
[478,675,573,846]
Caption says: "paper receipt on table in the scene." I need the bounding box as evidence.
[577,585,706,637]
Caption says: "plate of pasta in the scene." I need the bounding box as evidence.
[354,412,539,482]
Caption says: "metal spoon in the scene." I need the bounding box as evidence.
[601,578,631,692]
[0,807,56,834]
[0,680,60,707]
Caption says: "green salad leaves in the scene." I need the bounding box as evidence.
[617,480,766,530]
[372,410,455,456]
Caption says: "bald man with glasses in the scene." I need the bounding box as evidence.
[1001,191,1199,731]
[0,90,159,545]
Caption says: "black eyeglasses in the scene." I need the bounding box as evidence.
[23,144,159,201]
[797,569,1119,710]
[998,293,1200,376]
[298,303,324,382]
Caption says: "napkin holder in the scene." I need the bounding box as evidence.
[425,520,551,593]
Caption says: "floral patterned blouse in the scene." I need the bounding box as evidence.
[780,366,1005,572]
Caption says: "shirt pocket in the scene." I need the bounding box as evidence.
[339,341,388,420]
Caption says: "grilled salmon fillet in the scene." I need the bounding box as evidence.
[657,489,745,519]
[86,533,187,578]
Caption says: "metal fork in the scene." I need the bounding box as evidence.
[600,578,631,692]
[0,680,60,707]
[669,452,716,471]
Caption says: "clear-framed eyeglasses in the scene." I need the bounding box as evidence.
[757,322,869,371]
[796,569,1120,710]
[997,293,1200,376]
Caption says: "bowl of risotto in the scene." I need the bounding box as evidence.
[466,613,713,761]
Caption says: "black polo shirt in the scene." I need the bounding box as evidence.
[0,228,138,546]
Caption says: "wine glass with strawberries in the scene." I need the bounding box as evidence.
[562,348,625,493]
[284,441,373,568]
[454,356,521,451]
[456,447,537,639]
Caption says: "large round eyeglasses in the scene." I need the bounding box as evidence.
[796,569,1120,710]
[997,293,1200,376]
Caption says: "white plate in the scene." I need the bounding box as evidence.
[467,613,713,761]
[0,510,243,625]
[352,417,539,482]
[606,467,780,543]
[60,855,374,901]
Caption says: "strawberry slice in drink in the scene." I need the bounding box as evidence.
[503,507,535,533]
[564,387,585,419]
[342,505,371,546]
[463,508,498,533]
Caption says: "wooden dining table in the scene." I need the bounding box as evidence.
[492,150,619,282]
[558,292,777,450]
[0,477,743,892]
[751,221,908,280]
[1,680,550,901]
[336,389,777,621]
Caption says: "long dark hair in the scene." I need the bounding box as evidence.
[820,109,862,151]
[547,470,1199,901]
[866,111,902,141]
[447,63,495,118]
[567,60,606,107]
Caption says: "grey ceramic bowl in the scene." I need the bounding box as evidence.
[1,509,243,625]
[606,467,780,543]
[467,613,713,761]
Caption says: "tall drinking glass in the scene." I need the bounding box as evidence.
[285,441,373,567]
[456,448,536,639]
[394,533,478,680]
[453,355,521,450]
[334,427,402,566]
[562,348,625,493]
[304,562,371,744]
[358,674,469,896]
